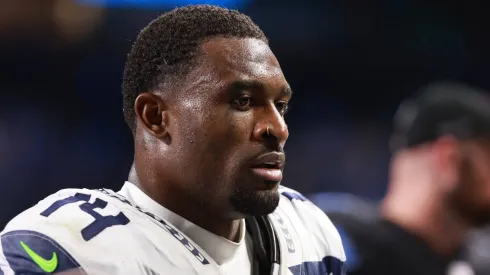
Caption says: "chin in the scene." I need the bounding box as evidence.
[229,188,280,216]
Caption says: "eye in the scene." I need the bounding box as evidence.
[232,95,252,111]
[275,101,289,115]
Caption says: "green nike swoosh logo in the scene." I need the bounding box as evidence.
[20,240,58,273]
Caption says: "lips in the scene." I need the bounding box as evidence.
[250,152,285,182]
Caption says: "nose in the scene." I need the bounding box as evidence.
[253,104,289,147]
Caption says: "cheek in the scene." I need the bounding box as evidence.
[175,103,219,145]
[200,114,254,180]
[179,110,247,160]
[198,108,251,144]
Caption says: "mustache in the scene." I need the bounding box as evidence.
[253,146,285,156]
[249,147,286,165]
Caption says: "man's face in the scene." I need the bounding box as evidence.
[166,37,291,219]
[451,140,490,227]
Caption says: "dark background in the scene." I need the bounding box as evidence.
[0,0,489,227]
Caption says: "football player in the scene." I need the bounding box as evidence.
[0,5,345,275]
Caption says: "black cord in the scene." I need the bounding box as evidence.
[260,216,279,264]
[246,216,280,275]
[245,216,268,264]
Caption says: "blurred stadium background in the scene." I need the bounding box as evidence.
[0,0,489,229]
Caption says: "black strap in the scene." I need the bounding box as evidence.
[259,216,280,265]
[246,216,274,275]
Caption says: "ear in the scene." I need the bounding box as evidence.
[134,92,169,139]
[432,136,462,191]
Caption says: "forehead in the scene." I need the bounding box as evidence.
[198,37,286,86]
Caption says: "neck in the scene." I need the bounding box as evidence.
[162,194,243,242]
[380,191,468,256]
[128,165,242,242]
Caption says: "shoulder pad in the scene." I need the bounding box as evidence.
[279,186,344,255]
[276,185,347,274]
[279,186,309,202]
[1,188,136,274]
[0,230,82,274]
[5,189,130,242]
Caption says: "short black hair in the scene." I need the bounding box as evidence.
[122,5,268,132]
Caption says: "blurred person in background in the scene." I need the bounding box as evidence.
[323,82,490,275]
[0,5,345,275]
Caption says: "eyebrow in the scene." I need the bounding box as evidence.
[282,86,293,97]
[229,79,293,97]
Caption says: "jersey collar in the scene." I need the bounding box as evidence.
[118,181,247,264]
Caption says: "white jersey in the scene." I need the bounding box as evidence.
[0,184,346,275]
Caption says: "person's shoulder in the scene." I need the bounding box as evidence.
[3,188,132,237]
[327,210,399,274]
[276,186,346,261]
[328,212,379,271]
[0,188,216,274]
[278,186,339,235]
[311,192,385,273]
[0,188,141,274]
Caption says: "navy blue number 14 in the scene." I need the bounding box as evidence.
[41,193,130,241]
